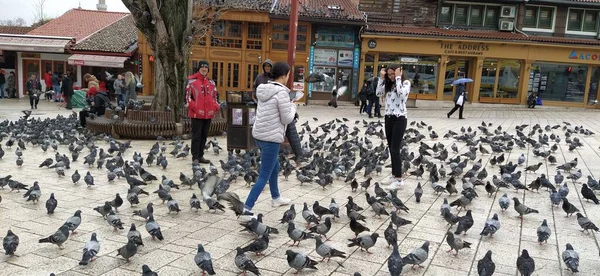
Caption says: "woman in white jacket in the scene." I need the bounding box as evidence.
[376,65,410,190]
[241,61,297,219]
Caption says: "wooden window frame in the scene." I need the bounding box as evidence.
[211,21,243,48]
[271,21,309,52]
[246,23,262,50]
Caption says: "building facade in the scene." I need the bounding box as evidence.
[358,0,600,108]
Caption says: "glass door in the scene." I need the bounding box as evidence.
[337,68,352,101]
[443,59,470,101]
[479,59,521,104]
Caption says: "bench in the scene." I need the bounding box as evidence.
[407,98,417,108]
[181,107,228,137]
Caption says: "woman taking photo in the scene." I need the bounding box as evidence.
[376,65,410,190]
[241,61,296,219]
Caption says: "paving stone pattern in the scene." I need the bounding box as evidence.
[0,99,599,275]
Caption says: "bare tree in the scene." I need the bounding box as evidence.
[122,0,234,121]
[0,17,27,26]
[32,0,47,25]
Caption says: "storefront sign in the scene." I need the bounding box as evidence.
[440,43,490,56]
[401,57,419,63]
[308,46,315,97]
[314,26,355,48]
[71,60,85,66]
[338,50,353,67]
[569,50,600,61]
[352,46,360,98]
[293,82,304,91]
[21,53,40,58]
[313,49,337,66]
[368,39,377,49]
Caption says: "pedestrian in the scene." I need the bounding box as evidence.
[113,74,126,106]
[365,76,381,118]
[527,92,537,108]
[44,70,52,100]
[240,61,296,220]
[447,83,467,119]
[79,90,110,127]
[26,74,42,109]
[186,60,221,164]
[124,71,137,105]
[253,59,273,100]
[62,70,74,110]
[52,71,62,102]
[376,65,410,190]
[0,70,5,98]
[6,71,15,98]
[358,80,369,114]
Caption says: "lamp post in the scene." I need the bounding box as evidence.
[286,0,299,89]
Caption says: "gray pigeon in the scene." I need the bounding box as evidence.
[145,214,164,240]
[388,243,404,276]
[241,234,269,256]
[576,212,599,233]
[308,217,331,240]
[38,224,70,249]
[142,264,158,276]
[480,213,501,237]
[84,171,94,187]
[536,219,551,244]
[285,249,318,272]
[347,233,379,253]
[240,216,279,237]
[71,170,80,184]
[93,201,112,219]
[287,221,314,246]
[414,182,423,203]
[234,247,261,275]
[190,193,202,211]
[562,243,579,273]
[499,193,510,211]
[106,210,124,231]
[64,210,82,234]
[516,249,535,276]
[194,244,216,275]
[440,198,450,216]
[3,230,19,256]
[79,233,100,265]
[133,202,154,221]
[454,210,474,235]
[45,193,57,214]
[445,231,471,256]
[116,239,138,262]
[477,250,495,276]
[127,223,144,247]
[384,222,397,247]
[513,197,538,219]
[166,195,181,214]
[314,236,346,262]
[402,241,429,269]
[23,181,41,203]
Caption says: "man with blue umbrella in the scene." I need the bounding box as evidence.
[447,78,472,119]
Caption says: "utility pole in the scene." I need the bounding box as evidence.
[286,0,299,89]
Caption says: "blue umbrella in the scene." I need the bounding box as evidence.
[452,78,473,85]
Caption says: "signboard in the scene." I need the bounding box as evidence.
[338,50,353,67]
[352,45,360,98]
[440,42,491,56]
[71,60,85,66]
[313,49,337,66]
[308,46,315,97]
[401,57,419,63]
[293,82,304,91]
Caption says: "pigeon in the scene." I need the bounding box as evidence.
[94,201,113,219]
[347,233,379,253]
[142,264,159,276]
[3,230,19,256]
[388,243,404,276]
[166,195,181,214]
[480,213,501,237]
[280,204,296,224]
[234,247,261,275]
[562,243,579,273]
[576,213,599,233]
[190,193,202,211]
[241,234,269,256]
[23,181,41,203]
[314,236,346,262]
[71,170,80,184]
[106,210,124,231]
[133,202,154,221]
[477,250,495,276]
[240,215,279,236]
[308,217,332,240]
[287,221,314,246]
[581,184,599,204]
[127,223,144,247]
[145,214,164,240]
[516,249,535,276]
[445,231,471,256]
[513,197,538,219]
[45,193,57,214]
[349,217,370,237]
[562,198,580,217]
[329,198,340,219]
[286,249,318,272]
[440,198,450,216]
[402,241,429,269]
[194,244,216,275]
[116,239,138,262]
[79,233,100,265]
[536,219,551,244]
[384,222,397,247]
[84,171,94,187]
[38,224,70,249]
[64,210,82,234]
[454,210,474,235]
[414,182,423,203]
[302,202,319,227]
[484,181,496,196]
[109,193,124,212]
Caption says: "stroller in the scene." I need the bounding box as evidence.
[306,72,348,108]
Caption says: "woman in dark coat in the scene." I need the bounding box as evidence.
[447,83,466,119]
[358,81,369,114]
[26,74,42,109]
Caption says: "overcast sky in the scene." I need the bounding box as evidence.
[0,0,130,25]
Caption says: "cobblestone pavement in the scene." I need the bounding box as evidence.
[0,98,600,276]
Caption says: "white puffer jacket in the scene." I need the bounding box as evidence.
[252,82,297,143]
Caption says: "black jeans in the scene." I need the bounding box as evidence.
[366,98,380,116]
[79,110,90,127]
[448,104,464,118]
[29,95,39,108]
[385,115,407,177]
[191,118,211,160]
[359,100,367,113]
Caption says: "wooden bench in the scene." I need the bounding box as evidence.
[86,110,117,135]
[181,107,228,137]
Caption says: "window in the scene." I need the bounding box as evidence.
[271,23,308,52]
[523,6,555,30]
[247,64,259,90]
[246,23,262,50]
[567,9,599,33]
[211,21,242,48]
[530,62,587,103]
[227,63,240,88]
[438,3,503,28]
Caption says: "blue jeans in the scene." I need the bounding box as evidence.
[118,94,126,105]
[53,85,61,101]
[244,139,281,210]
[0,83,4,98]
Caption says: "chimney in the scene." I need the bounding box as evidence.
[97,0,107,11]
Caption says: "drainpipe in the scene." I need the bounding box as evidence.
[515,0,529,37]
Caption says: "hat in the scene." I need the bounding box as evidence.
[199,60,209,68]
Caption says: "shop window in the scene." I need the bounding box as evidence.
[530,62,586,103]
[523,6,555,30]
[439,3,502,28]
[67,64,78,83]
[211,21,242,48]
[567,8,598,33]
[497,60,520,99]
[271,22,308,52]
[479,59,498,98]
[294,65,305,91]
[588,67,600,104]
[398,56,439,95]
[246,23,262,50]
[363,54,375,82]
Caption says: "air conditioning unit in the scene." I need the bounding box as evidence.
[501,6,516,18]
[499,19,514,31]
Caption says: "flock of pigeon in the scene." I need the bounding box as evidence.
[0,109,599,276]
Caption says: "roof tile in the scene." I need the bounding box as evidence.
[272,0,365,21]
[71,15,137,54]
[0,26,34,35]
[27,8,129,42]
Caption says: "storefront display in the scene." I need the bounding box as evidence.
[531,62,587,103]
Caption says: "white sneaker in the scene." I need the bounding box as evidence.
[384,176,396,185]
[272,197,292,207]
[385,180,404,191]
[238,211,256,223]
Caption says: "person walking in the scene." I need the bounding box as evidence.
[186,60,220,164]
[0,70,5,98]
[447,83,467,119]
[43,70,52,100]
[62,70,74,110]
[124,71,137,105]
[113,74,126,105]
[253,59,273,100]
[376,66,410,190]
[358,80,369,114]
[241,61,296,220]
[26,74,42,109]
[365,77,381,118]
[6,72,15,98]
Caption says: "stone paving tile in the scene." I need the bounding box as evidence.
[2,100,600,275]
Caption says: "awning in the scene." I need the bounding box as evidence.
[0,35,71,53]
[68,54,128,68]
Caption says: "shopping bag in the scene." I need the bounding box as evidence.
[456,95,464,106]
[536,97,542,106]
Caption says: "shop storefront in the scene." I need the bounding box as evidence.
[308,25,360,101]
[360,34,600,107]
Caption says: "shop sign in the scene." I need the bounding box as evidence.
[401,57,419,63]
[313,49,337,66]
[440,43,490,56]
[569,50,600,61]
[368,39,377,49]
[72,60,85,66]
[338,50,353,67]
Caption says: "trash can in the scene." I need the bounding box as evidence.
[226,91,256,151]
